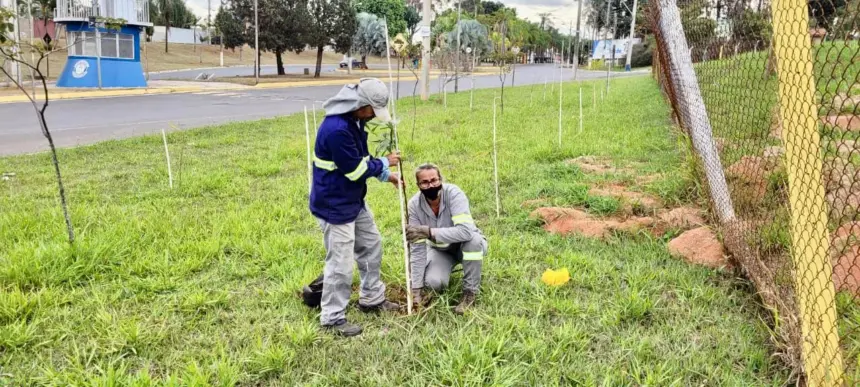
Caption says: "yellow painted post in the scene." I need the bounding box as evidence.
[771,1,844,385]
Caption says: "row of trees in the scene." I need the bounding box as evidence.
[215,0,423,77]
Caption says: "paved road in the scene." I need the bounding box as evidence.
[0,65,647,156]
[148,63,389,80]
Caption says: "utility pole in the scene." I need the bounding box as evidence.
[92,0,103,89]
[573,0,583,80]
[454,0,461,93]
[625,0,638,71]
[420,0,431,100]
[604,0,611,93]
[219,0,224,66]
[254,0,259,85]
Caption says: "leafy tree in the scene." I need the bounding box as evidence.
[404,5,420,40]
[214,5,244,51]
[353,0,406,36]
[353,12,386,63]
[234,0,308,75]
[809,0,848,29]
[731,8,771,43]
[307,0,356,77]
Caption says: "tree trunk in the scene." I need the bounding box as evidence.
[315,45,324,78]
[361,54,367,64]
[276,50,285,75]
[165,24,170,53]
[37,113,75,243]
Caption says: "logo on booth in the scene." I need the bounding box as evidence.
[72,60,89,79]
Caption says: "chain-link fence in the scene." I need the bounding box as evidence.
[650,0,859,384]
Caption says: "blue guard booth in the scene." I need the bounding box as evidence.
[54,0,152,88]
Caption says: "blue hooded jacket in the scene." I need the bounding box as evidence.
[309,113,390,225]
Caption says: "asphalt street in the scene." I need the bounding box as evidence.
[0,65,648,156]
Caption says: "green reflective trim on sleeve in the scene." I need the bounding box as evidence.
[412,239,427,244]
[345,156,369,181]
[426,240,450,249]
[452,213,474,225]
[313,155,337,171]
[462,251,483,261]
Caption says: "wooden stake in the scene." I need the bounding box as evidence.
[161,128,173,189]
[312,102,318,130]
[384,17,413,314]
[304,106,313,195]
[579,86,583,134]
[492,97,501,217]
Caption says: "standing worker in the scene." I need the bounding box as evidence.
[309,78,403,337]
[405,164,487,314]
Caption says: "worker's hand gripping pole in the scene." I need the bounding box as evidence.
[384,18,413,315]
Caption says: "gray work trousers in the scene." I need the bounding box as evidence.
[424,234,486,294]
[316,207,386,326]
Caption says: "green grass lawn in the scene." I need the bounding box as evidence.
[0,76,790,385]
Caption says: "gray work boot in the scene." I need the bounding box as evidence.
[358,300,402,313]
[324,320,362,337]
[454,291,477,315]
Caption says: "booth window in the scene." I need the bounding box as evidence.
[69,31,135,59]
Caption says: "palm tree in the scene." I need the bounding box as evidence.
[157,0,172,53]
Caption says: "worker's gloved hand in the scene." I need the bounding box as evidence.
[406,225,431,243]
[386,151,401,167]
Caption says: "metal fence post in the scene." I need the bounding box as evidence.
[771,1,844,384]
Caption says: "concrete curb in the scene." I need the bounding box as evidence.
[0,71,510,104]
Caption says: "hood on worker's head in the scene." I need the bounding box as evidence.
[322,78,392,123]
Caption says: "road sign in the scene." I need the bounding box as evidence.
[418,25,431,38]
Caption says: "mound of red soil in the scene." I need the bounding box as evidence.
[667,227,732,269]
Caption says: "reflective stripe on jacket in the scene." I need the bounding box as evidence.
[309,113,387,224]
[407,184,487,265]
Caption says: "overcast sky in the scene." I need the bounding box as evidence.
[185,0,587,33]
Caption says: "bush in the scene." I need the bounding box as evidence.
[630,42,653,68]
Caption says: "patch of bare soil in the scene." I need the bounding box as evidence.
[823,161,860,221]
[821,115,860,132]
[588,184,663,213]
[831,221,860,295]
[520,198,550,208]
[530,205,705,240]
[566,156,632,175]
[667,227,732,269]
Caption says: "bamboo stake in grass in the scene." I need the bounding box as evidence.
[543,76,548,101]
[579,86,583,134]
[312,102,318,130]
[161,128,173,189]
[384,17,413,314]
[558,52,564,147]
[593,86,596,109]
[304,106,313,195]
[492,97,501,217]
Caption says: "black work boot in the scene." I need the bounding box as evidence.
[358,300,402,313]
[454,290,477,315]
[324,320,362,337]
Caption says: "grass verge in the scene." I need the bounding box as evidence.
[0,76,790,384]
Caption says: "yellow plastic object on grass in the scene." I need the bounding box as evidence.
[541,268,571,286]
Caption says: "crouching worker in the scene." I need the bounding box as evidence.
[405,164,487,315]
